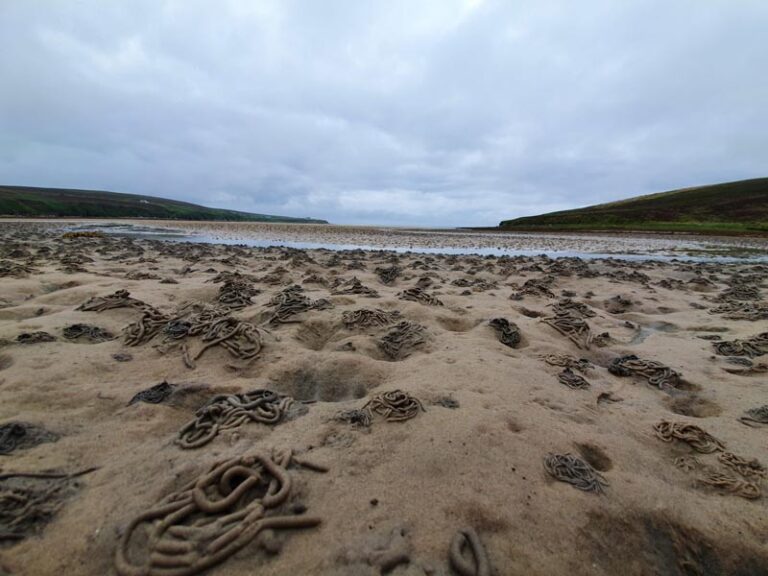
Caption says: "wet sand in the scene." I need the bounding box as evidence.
[8,218,768,259]
[1,220,767,575]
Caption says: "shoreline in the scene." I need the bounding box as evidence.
[5,218,768,261]
[5,214,768,239]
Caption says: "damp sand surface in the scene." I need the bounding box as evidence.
[1,220,768,575]
[14,218,768,261]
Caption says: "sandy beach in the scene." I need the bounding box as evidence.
[1,220,767,575]
[21,218,768,260]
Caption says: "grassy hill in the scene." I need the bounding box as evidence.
[499,178,768,234]
[0,185,327,223]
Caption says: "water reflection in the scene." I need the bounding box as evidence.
[67,223,768,263]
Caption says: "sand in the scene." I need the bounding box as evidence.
[0,220,767,575]
[6,217,768,259]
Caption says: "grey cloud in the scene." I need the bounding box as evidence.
[1,0,766,226]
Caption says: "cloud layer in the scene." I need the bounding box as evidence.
[1,1,766,225]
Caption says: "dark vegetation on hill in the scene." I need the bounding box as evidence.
[0,185,327,223]
[499,178,768,234]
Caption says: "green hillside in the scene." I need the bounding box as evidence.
[0,185,327,223]
[499,178,768,234]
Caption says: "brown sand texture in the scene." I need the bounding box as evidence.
[0,221,767,575]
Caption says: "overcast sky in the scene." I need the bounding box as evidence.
[1,1,766,226]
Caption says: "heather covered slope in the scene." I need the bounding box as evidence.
[0,185,327,223]
[500,178,768,234]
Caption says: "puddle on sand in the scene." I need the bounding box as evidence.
[67,223,189,239]
[65,223,768,263]
[629,321,680,345]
